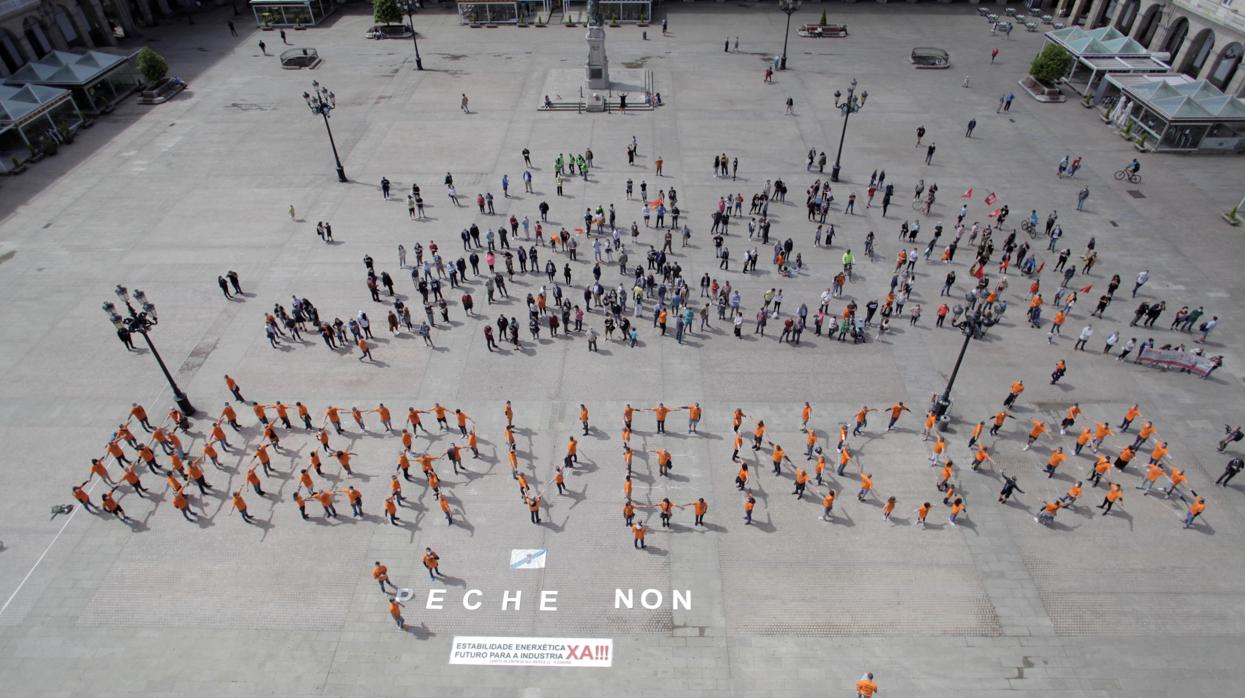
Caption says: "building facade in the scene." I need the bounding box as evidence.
[1062,0,1245,96]
[0,0,235,76]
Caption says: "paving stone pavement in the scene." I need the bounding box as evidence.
[0,4,1243,696]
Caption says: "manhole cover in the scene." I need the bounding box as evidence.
[1127,190,1145,198]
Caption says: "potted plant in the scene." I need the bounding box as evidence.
[1122,120,1133,139]
[1023,43,1072,101]
[1223,205,1242,226]
[609,13,619,27]
[373,0,401,29]
[137,46,169,88]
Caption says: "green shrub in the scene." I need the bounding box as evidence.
[373,0,401,26]
[1029,43,1072,84]
[136,47,168,86]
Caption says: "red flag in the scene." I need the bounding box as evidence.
[987,208,1001,219]
[961,188,973,200]
[973,265,985,279]
[984,192,997,205]
[1079,284,1093,293]
[1035,262,1045,275]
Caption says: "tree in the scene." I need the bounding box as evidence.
[373,0,401,26]
[820,9,827,26]
[136,47,168,86]
[1029,43,1073,84]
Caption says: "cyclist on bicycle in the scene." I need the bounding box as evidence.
[1125,158,1140,175]
[864,231,875,259]
[842,249,855,271]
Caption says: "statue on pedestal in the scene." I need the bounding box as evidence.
[585,0,609,90]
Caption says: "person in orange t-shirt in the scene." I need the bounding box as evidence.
[735,463,749,490]
[854,406,875,436]
[1097,482,1123,515]
[654,448,675,477]
[632,522,647,549]
[915,501,931,528]
[685,402,703,434]
[882,496,896,522]
[692,498,708,525]
[231,489,254,523]
[374,403,393,432]
[1119,404,1141,432]
[373,561,394,592]
[858,473,875,501]
[346,485,365,518]
[751,420,766,449]
[1184,496,1206,529]
[855,671,879,697]
[314,488,338,518]
[440,493,453,525]
[407,407,427,434]
[90,458,115,485]
[1044,448,1066,478]
[172,491,196,522]
[1022,420,1048,450]
[423,548,442,579]
[388,598,406,630]
[792,467,810,497]
[821,491,836,521]
[652,402,673,433]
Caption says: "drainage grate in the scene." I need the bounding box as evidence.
[1127,190,1145,198]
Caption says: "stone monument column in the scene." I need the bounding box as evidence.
[585,0,609,90]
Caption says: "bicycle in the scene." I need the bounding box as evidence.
[1114,169,1142,184]
[1020,220,1038,238]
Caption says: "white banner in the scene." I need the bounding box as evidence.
[1136,348,1216,377]
[449,636,613,667]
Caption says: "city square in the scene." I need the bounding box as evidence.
[0,2,1244,695]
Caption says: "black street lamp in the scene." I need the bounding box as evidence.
[399,0,424,71]
[103,286,196,416]
[778,0,800,70]
[304,81,348,183]
[830,77,867,183]
[934,317,978,421]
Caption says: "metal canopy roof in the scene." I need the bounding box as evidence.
[1107,74,1245,121]
[1047,25,1150,57]
[6,49,134,87]
[0,83,72,123]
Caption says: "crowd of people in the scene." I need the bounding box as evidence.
[215,137,1227,391]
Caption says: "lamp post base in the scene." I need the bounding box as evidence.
[415,57,423,70]
[780,56,788,70]
[173,390,196,417]
[336,165,348,183]
[830,163,841,182]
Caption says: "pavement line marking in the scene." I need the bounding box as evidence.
[1,387,169,620]
[0,497,82,618]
